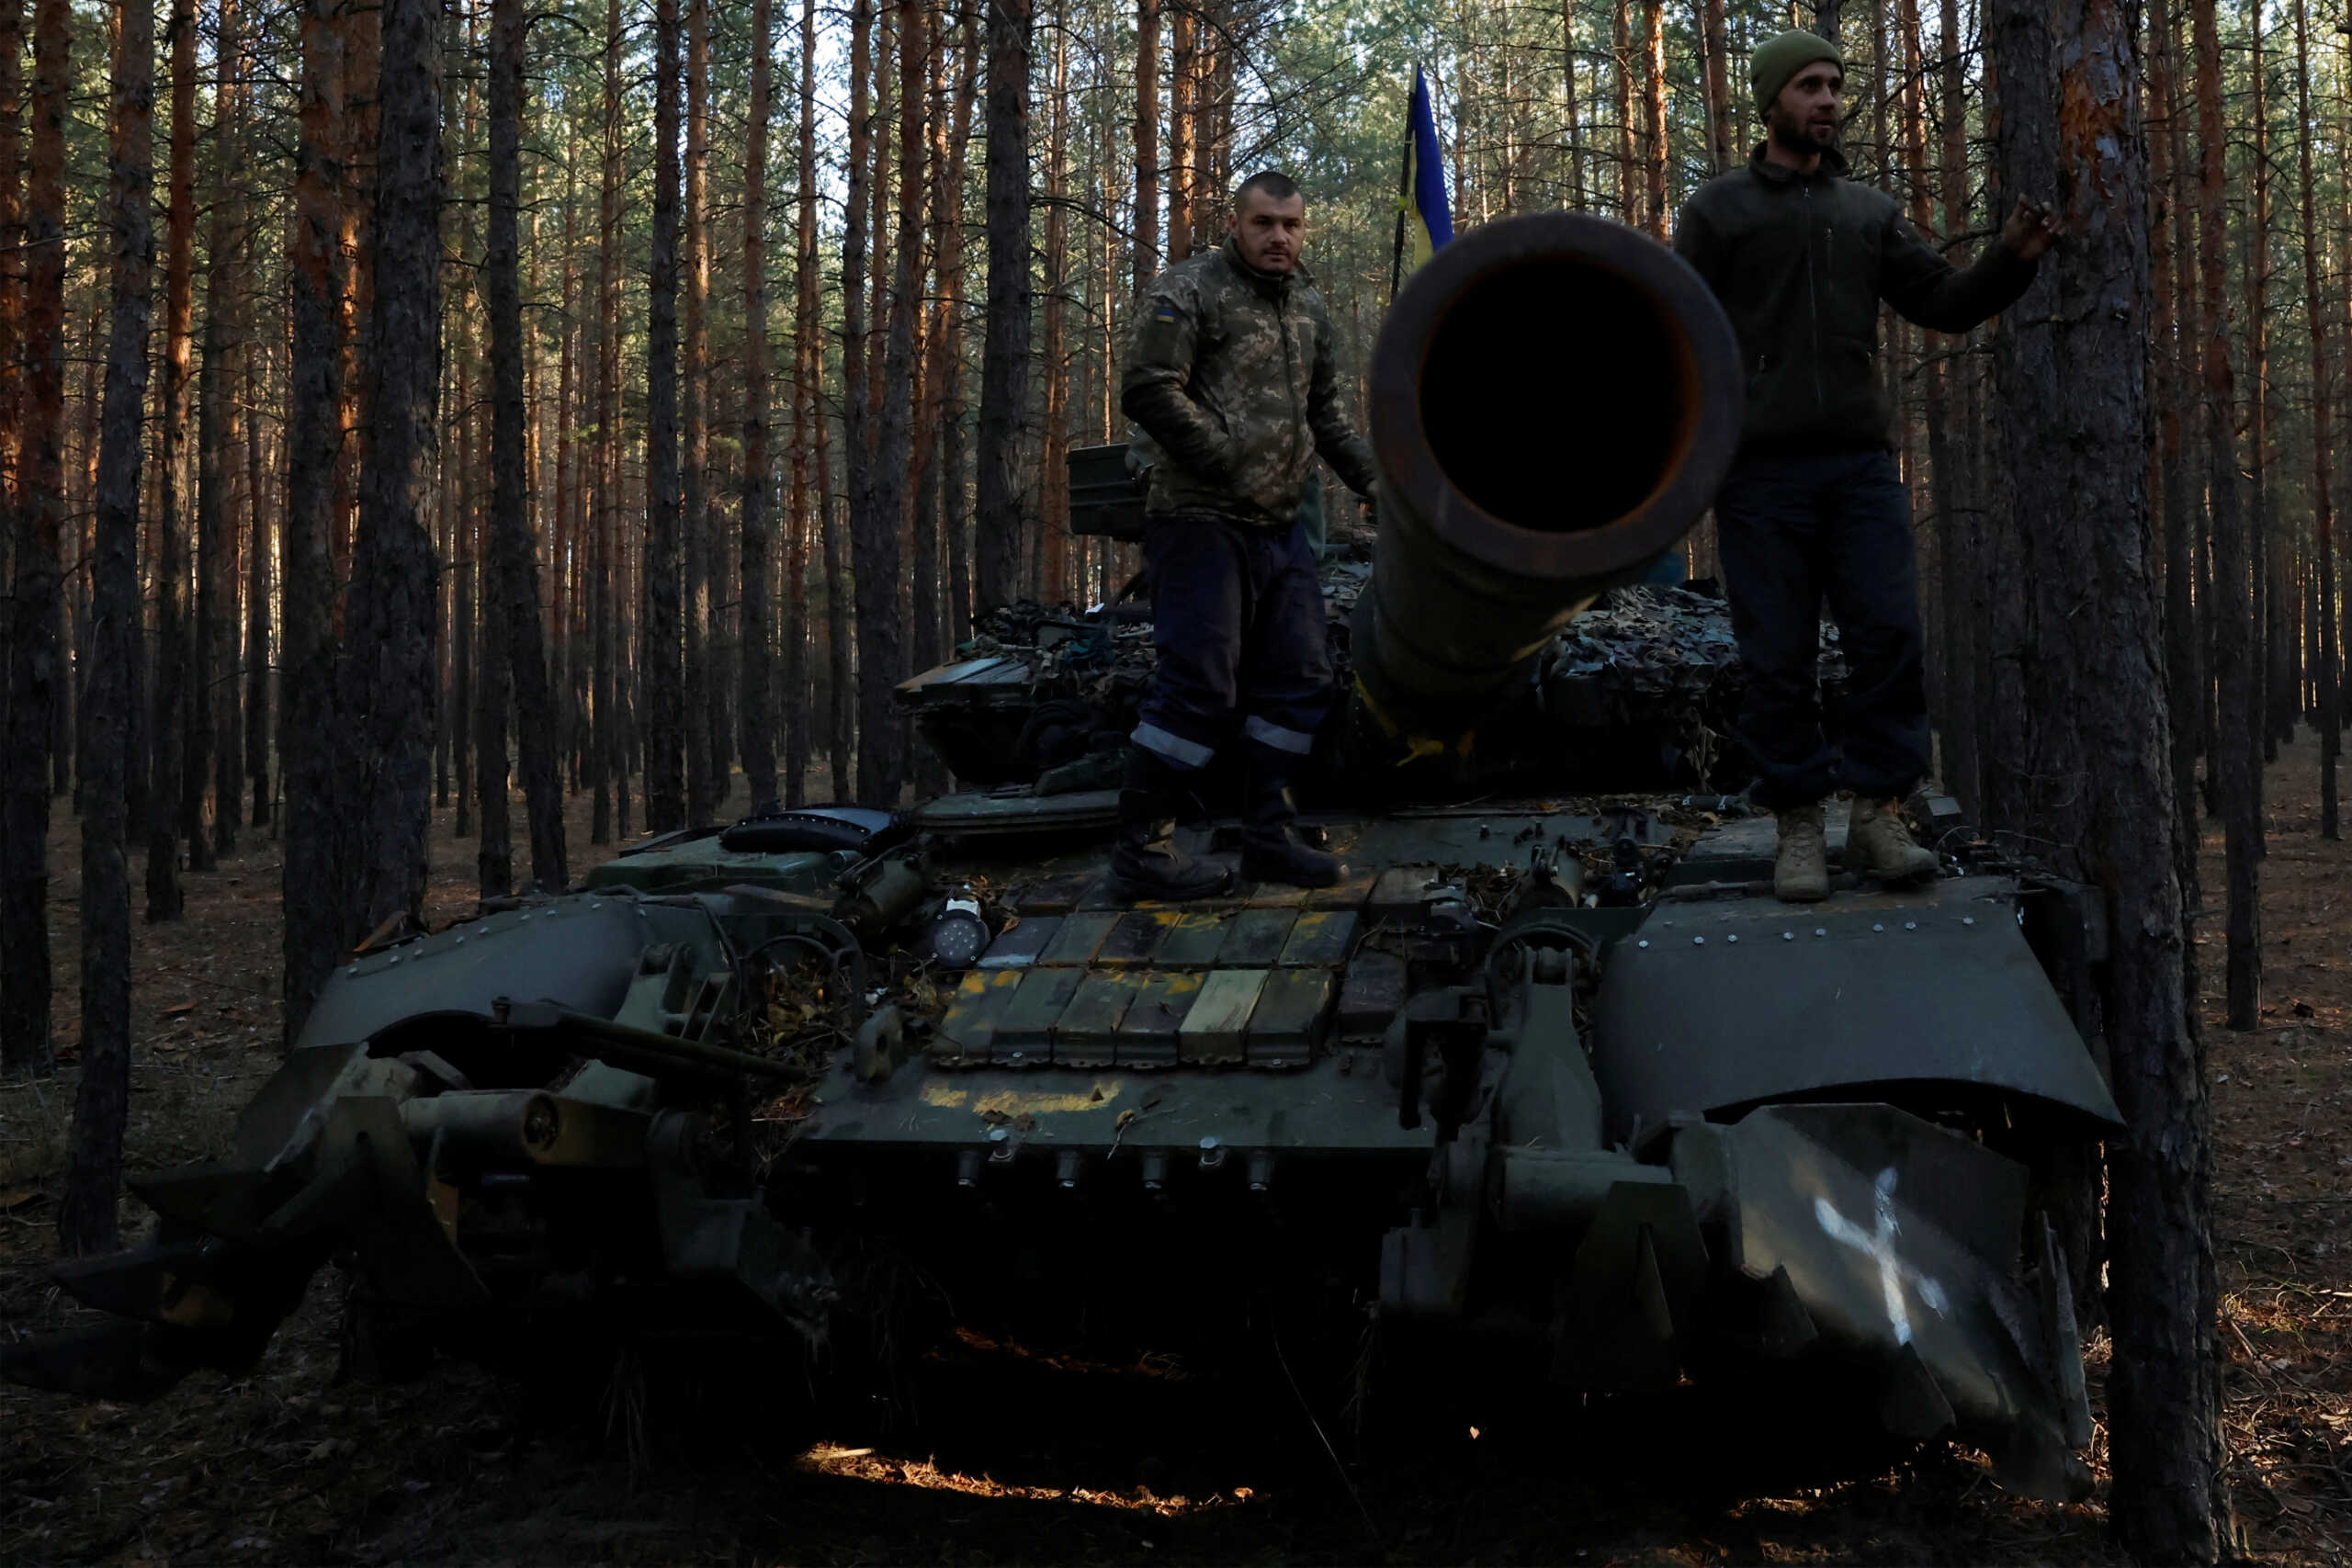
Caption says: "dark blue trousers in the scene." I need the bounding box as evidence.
[1131,515,1330,774]
[1715,448,1930,809]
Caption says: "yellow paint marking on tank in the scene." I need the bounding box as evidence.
[917,1080,1126,1117]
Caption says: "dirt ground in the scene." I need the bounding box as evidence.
[2,741,2346,1566]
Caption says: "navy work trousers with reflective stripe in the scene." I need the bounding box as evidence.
[1715,447,1931,809]
[1131,514,1331,773]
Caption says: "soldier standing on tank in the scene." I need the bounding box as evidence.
[1673,30,2061,902]
[1112,170,1382,901]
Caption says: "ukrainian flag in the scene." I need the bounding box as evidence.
[1392,67,1453,295]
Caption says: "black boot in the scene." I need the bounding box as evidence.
[1109,751,1232,901]
[1241,768,1340,888]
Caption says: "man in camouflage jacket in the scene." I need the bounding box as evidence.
[1114,170,1381,900]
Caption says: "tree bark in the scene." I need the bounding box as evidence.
[341,0,442,934]
[839,0,874,787]
[1636,0,1666,238]
[243,283,269,829]
[2246,6,2273,792]
[62,0,154,1254]
[2189,0,2259,1031]
[592,0,621,844]
[975,0,1033,616]
[1611,0,1634,224]
[1134,0,1159,287]
[2149,0,2203,898]
[2,0,62,1077]
[683,0,716,825]
[643,0,685,831]
[198,0,242,860]
[790,0,822,803]
[1985,2,2222,1556]
[940,6,977,650]
[1168,3,1193,260]
[861,0,924,804]
[741,0,776,811]
[1927,0,1977,818]
[491,0,564,892]
[144,0,196,917]
[1038,0,1069,605]
[280,0,347,1044]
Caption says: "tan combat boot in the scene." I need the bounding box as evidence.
[1773,803,1830,903]
[1846,796,1939,883]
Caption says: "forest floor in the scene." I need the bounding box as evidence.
[1,741,2346,1566]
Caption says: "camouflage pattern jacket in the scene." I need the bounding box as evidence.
[1122,239,1380,531]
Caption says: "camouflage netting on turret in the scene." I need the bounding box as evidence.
[902,548,1848,796]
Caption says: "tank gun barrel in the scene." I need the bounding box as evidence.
[1352,213,1743,751]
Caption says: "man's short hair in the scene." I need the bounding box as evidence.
[1234,170,1302,210]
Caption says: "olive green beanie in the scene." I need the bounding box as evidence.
[1750,28,1841,119]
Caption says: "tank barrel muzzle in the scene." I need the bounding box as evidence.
[1352,212,1744,750]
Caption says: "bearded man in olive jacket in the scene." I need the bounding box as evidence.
[1674,29,2060,902]
[1112,170,1381,901]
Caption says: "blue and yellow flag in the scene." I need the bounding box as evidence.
[1392,67,1454,295]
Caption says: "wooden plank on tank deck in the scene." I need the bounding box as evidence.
[933,968,1023,1066]
[1120,972,1204,1066]
[1306,867,1377,912]
[1247,968,1335,1068]
[994,968,1085,1065]
[1216,908,1298,967]
[1179,968,1267,1065]
[1096,909,1177,968]
[1016,873,1097,915]
[1239,879,1314,908]
[1280,910,1359,968]
[1039,910,1122,966]
[1055,972,1140,1067]
[1154,910,1232,970]
[978,914,1061,969]
[1336,950,1408,1040]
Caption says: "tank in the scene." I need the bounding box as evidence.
[4,217,2116,1503]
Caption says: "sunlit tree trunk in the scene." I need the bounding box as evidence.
[1134,0,1159,284]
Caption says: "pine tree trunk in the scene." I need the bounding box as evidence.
[741,0,776,811]
[1636,0,1665,237]
[683,0,716,824]
[1561,0,1584,207]
[975,0,1033,615]
[591,0,620,845]
[1168,4,1193,261]
[910,0,951,731]
[2247,9,2272,794]
[1611,0,1634,224]
[1928,0,1977,817]
[1985,1,2222,1554]
[1038,0,1069,604]
[1134,0,1159,285]
[491,0,563,892]
[641,0,684,831]
[791,0,823,804]
[1,0,62,1077]
[839,0,874,790]
[341,0,441,935]
[62,0,154,1253]
[280,0,348,1043]
[940,7,977,650]
[2149,0,2204,896]
[2190,0,2260,1030]
[860,0,923,804]
[195,0,239,860]
[144,0,197,914]
[243,135,270,830]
